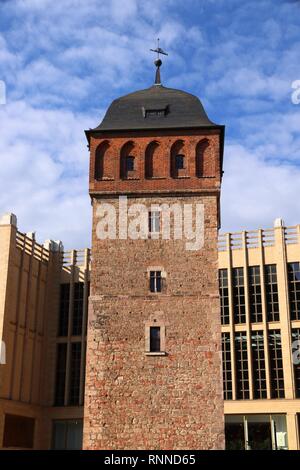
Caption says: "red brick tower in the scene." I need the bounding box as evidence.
[83,55,225,449]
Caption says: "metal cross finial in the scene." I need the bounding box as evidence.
[150,39,168,85]
[150,38,168,59]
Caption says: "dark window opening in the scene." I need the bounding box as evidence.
[72,283,84,336]
[54,343,67,406]
[150,326,161,352]
[150,271,162,293]
[69,343,81,406]
[126,156,135,172]
[3,414,35,449]
[145,109,165,117]
[175,154,185,170]
[58,283,70,336]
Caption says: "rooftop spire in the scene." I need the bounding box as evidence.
[150,38,168,86]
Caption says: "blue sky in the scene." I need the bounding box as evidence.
[0,0,300,248]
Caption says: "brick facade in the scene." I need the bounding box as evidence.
[83,126,225,449]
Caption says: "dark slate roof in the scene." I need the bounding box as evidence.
[91,84,221,132]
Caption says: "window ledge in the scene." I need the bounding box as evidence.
[145,351,167,356]
[146,176,166,180]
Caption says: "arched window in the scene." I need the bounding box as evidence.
[196,139,214,177]
[145,141,160,179]
[170,140,186,178]
[95,140,110,180]
[120,141,136,179]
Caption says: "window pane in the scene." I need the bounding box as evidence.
[66,420,83,450]
[265,264,280,321]
[149,211,160,233]
[288,262,300,320]
[58,284,70,336]
[292,329,300,398]
[175,154,184,170]
[52,421,66,450]
[269,330,285,398]
[235,332,249,399]
[52,420,83,450]
[126,156,134,171]
[150,326,161,352]
[249,266,262,323]
[222,332,232,400]
[54,343,67,406]
[69,342,82,406]
[72,283,84,336]
[219,269,229,325]
[150,271,162,293]
[251,331,267,399]
[233,268,246,324]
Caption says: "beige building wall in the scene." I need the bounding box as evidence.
[219,219,300,450]
[0,214,89,449]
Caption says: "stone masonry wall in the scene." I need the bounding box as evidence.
[83,194,224,450]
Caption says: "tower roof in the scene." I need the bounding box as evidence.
[91,85,220,132]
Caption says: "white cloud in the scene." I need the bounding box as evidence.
[0,0,299,247]
[0,101,93,247]
[221,143,300,232]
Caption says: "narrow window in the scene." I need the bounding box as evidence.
[69,342,82,406]
[54,343,67,406]
[233,267,246,324]
[219,269,229,325]
[269,330,285,398]
[52,419,83,450]
[292,328,300,398]
[249,266,263,323]
[265,264,280,321]
[251,331,267,399]
[58,283,70,336]
[175,154,185,170]
[150,271,162,293]
[126,156,135,172]
[235,332,249,399]
[148,211,160,234]
[150,326,161,352]
[222,332,232,400]
[72,283,84,336]
[288,262,300,320]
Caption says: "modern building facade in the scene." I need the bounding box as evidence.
[1,214,300,449]
[219,219,300,450]
[0,213,89,449]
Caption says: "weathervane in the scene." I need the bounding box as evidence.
[150,38,168,85]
